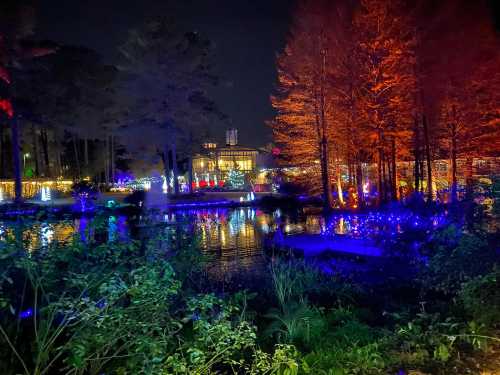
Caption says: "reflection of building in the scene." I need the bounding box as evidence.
[192,129,259,186]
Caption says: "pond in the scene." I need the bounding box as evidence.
[0,207,448,285]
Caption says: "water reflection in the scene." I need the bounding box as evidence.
[0,208,449,279]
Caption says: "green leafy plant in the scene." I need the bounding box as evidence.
[460,268,500,327]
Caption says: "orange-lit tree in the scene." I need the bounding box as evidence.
[271,1,343,209]
[353,0,416,203]
[427,1,500,201]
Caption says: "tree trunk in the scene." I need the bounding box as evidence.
[450,122,458,202]
[188,155,193,194]
[391,137,397,200]
[162,144,171,193]
[381,148,387,203]
[171,140,180,194]
[422,115,433,201]
[413,115,420,194]
[84,137,89,166]
[0,124,4,178]
[11,115,22,203]
[104,137,109,185]
[32,125,39,177]
[336,160,344,206]
[465,156,474,201]
[41,129,50,177]
[72,135,81,179]
[356,162,364,208]
[110,135,115,183]
[318,43,332,211]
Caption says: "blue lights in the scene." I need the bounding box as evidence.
[19,308,34,319]
[321,210,448,240]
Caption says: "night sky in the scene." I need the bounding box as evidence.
[37,0,294,148]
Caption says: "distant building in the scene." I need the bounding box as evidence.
[192,129,259,187]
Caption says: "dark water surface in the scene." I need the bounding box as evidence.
[0,208,447,282]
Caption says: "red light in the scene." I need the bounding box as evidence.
[0,99,13,118]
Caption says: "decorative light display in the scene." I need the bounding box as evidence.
[40,223,54,247]
[321,211,448,240]
[41,186,51,202]
[0,99,13,118]
[0,180,72,199]
[169,171,174,190]
[227,169,245,189]
[363,182,370,195]
[162,176,168,194]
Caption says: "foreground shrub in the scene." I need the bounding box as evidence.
[460,268,500,328]
[420,225,497,294]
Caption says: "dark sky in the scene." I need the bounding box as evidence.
[37,0,294,148]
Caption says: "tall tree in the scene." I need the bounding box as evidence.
[271,0,342,209]
[117,18,223,192]
[353,0,416,203]
[0,1,54,202]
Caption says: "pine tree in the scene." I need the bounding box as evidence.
[227,169,245,190]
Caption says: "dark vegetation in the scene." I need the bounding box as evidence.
[0,204,499,375]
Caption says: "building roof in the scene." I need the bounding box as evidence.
[217,145,258,153]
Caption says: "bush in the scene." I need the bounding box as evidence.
[420,225,497,294]
[460,269,500,328]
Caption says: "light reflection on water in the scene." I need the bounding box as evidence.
[0,209,447,278]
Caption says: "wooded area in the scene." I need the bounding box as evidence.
[271,0,500,208]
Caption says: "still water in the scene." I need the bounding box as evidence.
[0,208,446,281]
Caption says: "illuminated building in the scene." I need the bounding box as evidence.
[192,129,259,188]
[0,179,73,199]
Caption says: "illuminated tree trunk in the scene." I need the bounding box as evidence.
[381,148,387,203]
[356,162,364,208]
[318,45,332,211]
[336,159,344,206]
[376,127,384,205]
[391,137,397,200]
[422,115,433,201]
[11,115,22,202]
[465,156,474,201]
[413,116,421,193]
